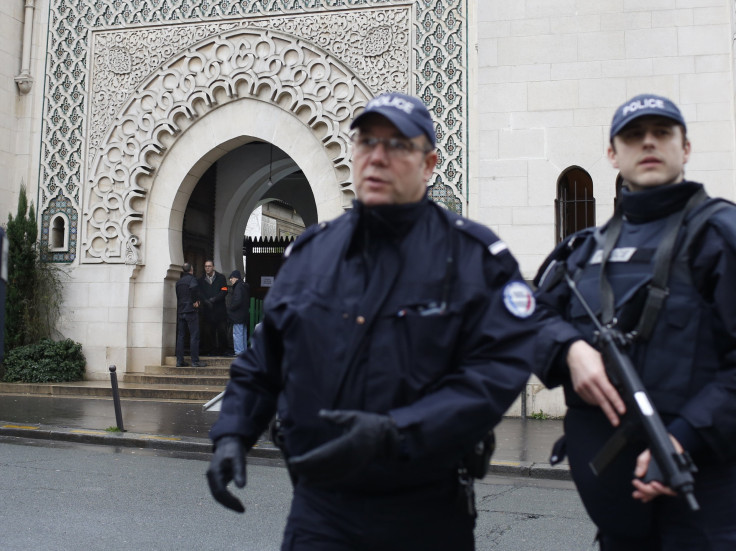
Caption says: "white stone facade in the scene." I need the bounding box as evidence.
[1,0,46,220]
[1,1,735,415]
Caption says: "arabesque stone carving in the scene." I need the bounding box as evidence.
[83,26,383,263]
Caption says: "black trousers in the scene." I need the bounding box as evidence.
[281,480,475,551]
[201,315,228,354]
[176,312,199,363]
[566,409,736,550]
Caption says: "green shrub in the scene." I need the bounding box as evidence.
[3,338,85,383]
[4,185,66,358]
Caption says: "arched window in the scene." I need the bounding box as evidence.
[555,166,595,243]
[49,213,69,251]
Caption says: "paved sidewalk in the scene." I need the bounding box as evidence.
[0,394,569,480]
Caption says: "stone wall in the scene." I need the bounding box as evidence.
[0,0,47,222]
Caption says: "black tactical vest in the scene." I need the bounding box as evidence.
[567,198,727,415]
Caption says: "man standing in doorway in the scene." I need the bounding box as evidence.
[175,262,206,368]
[227,270,250,356]
[199,260,229,356]
[206,92,537,549]
[533,94,736,548]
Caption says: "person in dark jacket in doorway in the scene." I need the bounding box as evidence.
[198,260,229,355]
[175,262,206,368]
[533,94,736,549]
[206,92,538,550]
[227,270,250,356]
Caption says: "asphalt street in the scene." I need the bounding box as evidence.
[1,437,596,550]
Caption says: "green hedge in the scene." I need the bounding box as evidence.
[3,339,86,383]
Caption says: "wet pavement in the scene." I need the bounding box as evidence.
[0,394,568,479]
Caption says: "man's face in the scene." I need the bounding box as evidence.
[204,262,214,276]
[352,117,437,207]
[608,116,690,191]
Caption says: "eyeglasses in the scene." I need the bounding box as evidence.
[350,134,432,157]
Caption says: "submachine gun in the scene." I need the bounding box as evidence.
[563,271,700,512]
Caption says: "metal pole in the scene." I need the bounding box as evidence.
[520,386,527,419]
[108,365,125,432]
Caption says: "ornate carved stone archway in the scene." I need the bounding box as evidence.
[82,26,383,265]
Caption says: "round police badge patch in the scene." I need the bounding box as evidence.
[503,281,536,318]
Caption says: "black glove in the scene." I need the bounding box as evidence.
[288,409,402,485]
[206,435,246,513]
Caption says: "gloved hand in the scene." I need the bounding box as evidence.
[288,409,402,485]
[206,435,246,513]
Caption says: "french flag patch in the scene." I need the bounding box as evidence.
[503,281,536,318]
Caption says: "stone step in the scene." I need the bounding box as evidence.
[163,356,235,367]
[144,365,230,377]
[0,381,224,402]
[122,373,229,386]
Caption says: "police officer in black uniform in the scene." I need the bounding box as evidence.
[206,92,538,550]
[534,94,736,549]
[175,262,206,368]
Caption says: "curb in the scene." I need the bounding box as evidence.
[0,422,570,481]
[486,460,571,481]
[0,422,281,460]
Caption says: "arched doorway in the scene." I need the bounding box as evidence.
[78,25,375,372]
[181,141,317,280]
[135,98,340,361]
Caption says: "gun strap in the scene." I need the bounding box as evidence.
[597,187,707,336]
[598,208,624,326]
[633,187,707,340]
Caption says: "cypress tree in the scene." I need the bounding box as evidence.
[4,185,40,351]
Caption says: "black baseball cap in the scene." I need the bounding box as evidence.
[610,94,686,140]
[351,92,436,148]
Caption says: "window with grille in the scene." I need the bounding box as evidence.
[555,166,595,243]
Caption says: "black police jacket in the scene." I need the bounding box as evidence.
[199,272,228,319]
[534,182,736,463]
[210,196,536,491]
[175,273,199,315]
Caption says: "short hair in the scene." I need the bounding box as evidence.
[182,262,193,273]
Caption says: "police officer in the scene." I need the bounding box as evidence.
[206,92,537,550]
[175,262,206,368]
[533,94,736,549]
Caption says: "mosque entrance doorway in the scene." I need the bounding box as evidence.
[181,140,318,281]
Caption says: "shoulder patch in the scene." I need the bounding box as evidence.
[503,281,536,318]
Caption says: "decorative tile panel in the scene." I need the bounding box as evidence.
[41,190,78,262]
[40,0,468,263]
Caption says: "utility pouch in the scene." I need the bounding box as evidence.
[463,430,496,479]
[269,416,298,485]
